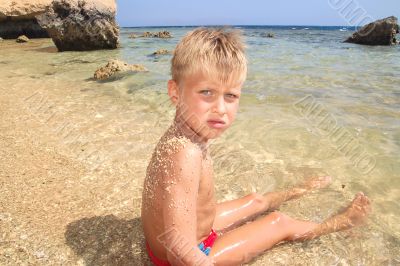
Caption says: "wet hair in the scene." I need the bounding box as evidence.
[171,27,247,85]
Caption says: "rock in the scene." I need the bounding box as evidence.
[37,0,119,51]
[0,0,50,39]
[16,35,29,43]
[0,0,50,18]
[155,31,172,38]
[141,32,151,38]
[128,33,138,39]
[260,32,275,38]
[141,31,172,38]
[0,37,3,41]
[94,59,148,80]
[152,49,170,55]
[261,32,275,38]
[345,16,399,45]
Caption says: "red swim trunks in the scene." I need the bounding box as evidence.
[146,229,218,266]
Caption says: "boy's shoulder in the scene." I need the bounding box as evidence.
[150,131,204,183]
[156,133,203,161]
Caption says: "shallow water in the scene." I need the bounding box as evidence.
[0,26,399,265]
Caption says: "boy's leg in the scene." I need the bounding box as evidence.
[210,193,371,265]
[213,176,332,232]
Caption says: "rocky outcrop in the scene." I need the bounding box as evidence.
[37,0,119,51]
[141,31,172,38]
[0,0,50,39]
[0,0,119,48]
[345,16,399,45]
[152,49,171,55]
[16,35,29,43]
[0,0,50,18]
[94,60,148,80]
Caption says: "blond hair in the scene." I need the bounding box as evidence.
[171,27,247,85]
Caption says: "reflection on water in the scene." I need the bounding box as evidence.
[0,26,399,264]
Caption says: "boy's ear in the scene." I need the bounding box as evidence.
[167,79,179,106]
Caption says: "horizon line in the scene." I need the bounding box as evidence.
[119,24,354,28]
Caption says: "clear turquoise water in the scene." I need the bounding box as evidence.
[0,26,399,264]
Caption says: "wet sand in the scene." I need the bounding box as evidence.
[0,39,153,264]
[0,74,151,265]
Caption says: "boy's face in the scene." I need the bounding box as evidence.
[168,71,243,141]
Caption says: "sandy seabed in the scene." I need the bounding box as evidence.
[0,39,153,265]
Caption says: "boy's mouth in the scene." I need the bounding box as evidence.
[207,119,226,129]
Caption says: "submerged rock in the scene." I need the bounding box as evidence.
[261,32,275,38]
[345,16,399,45]
[16,35,29,43]
[128,33,138,39]
[0,0,50,39]
[152,49,171,55]
[142,31,172,38]
[37,0,119,51]
[94,59,148,80]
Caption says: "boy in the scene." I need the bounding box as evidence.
[141,28,371,266]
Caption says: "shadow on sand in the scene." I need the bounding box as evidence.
[65,215,151,265]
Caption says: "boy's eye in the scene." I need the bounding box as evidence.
[225,93,238,99]
[200,90,212,96]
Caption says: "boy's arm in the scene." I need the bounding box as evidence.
[160,143,213,266]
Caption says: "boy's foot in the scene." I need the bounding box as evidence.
[263,176,332,210]
[325,192,371,230]
[295,192,371,240]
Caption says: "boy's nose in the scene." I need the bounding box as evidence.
[212,96,227,115]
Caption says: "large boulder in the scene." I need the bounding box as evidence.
[0,0,50,38]
[36,0,119,51]
[345,16,399,45]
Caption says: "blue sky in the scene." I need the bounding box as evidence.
[117,0,399,27]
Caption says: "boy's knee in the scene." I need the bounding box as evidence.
[249,192,263,202]
[248,192,267,211]
[266,211,290,227]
